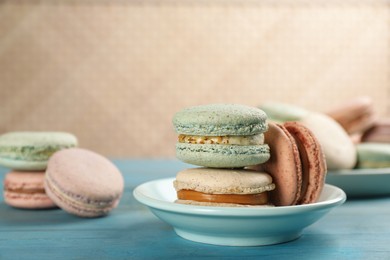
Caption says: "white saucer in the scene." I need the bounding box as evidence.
[326,168,390,197]
[133,178,346,246]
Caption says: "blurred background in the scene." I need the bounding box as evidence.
[0,0,389,158]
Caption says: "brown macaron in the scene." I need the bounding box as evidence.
[284,122,327,205]
[252,122,326,206]
[250,123,302,206]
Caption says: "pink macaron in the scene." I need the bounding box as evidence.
[252,122,327,206]
[4,171,56,209]
[44,148,124,218]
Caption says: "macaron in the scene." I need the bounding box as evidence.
[252,122,326,206]
[284,122,327,205]
[356,143,390,169]
[44,148,124,217]
[300,112,357,170]
[3,171,56,209]
[326,96,376,134]
[173,168,275,207]
[361,119,390,143]
[0,132,78,171]
[173,104,270,168]
[259,101,309,123]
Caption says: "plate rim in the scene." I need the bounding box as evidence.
[133,177,346,217]
[327,167,390,176]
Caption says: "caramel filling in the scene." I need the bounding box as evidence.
[5,188,45,194]
[178,134,264,145]
[177,190,269,205]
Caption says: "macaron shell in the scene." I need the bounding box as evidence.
[0,157,48,171]
[300,112,357,170]
[284,122,327,204]
[4,192,56,209]
[173,104,268,136]
[174,167,275,194]
[44,182,120,217]
[259,101,309,123]
[252,123,302,206]
[3,171,56,209]
[0,131,78,170]
[356,143,390,168]
[176,143,270,168]
[0,132,78,147]
[45,148,124,217]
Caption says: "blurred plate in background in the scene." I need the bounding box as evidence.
[326,168,390,198]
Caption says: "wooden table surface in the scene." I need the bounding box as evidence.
[1,160,390,259]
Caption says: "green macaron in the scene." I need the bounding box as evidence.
[0,132,78,171]
[259,101,309,123]
[173,104,270,168]
[356,143,390,169]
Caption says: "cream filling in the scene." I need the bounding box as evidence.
[178,133,264,145]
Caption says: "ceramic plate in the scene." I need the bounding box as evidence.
[133,178,346,246]
[326,168,390,197]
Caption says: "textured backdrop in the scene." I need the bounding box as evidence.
[0,0,389,157]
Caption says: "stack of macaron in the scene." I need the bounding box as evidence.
[0,132,78,209]
[1,131,124,217]
[172,104,327,207]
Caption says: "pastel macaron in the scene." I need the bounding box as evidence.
[44,148,124,217]
[3,171,56,209]
[174,168,275,207]
[327,96,376,135]
[173,104,270,168]
[0,132,78,171]
[259,101,309,123]
[300,112,357,170]
[252,122,327,206]
[356,143,390,169]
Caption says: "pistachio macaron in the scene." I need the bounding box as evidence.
[356,143,390,169]
[259,101,309,123]
[173,104,270,168]
[0,132,78,171]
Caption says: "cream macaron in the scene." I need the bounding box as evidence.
[173,168,275,207]
[300,112,357,170]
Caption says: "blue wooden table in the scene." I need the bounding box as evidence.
[1,160,390,259]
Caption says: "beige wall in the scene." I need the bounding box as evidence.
[0,0,389,157]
